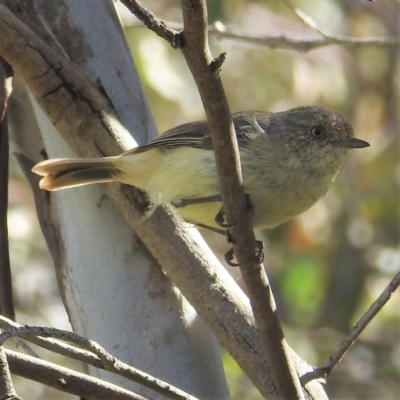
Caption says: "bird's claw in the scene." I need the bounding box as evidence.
[224,247,239,267]
[224,240,265,267]
[215,206,234,228]
[215,193,254,228]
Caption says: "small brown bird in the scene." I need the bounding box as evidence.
[32,106,369,232]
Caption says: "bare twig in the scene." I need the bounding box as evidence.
[0,316,101,365]
[120,0,182,48]
[125,20,400,52]
[0,347,22,400]
[301,270,400,385]
[0,323,198,400]
[0,57,14,321]
[5,348,149,400]
[210,22,400,50]
[283,0,344,39]
[281,0,400,49]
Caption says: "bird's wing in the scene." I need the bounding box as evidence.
[124,111,272,154]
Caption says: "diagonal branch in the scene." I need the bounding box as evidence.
[5,348,149,400]
[179,2,304,399]
[301,269,400,385]
[282,0,400,49]
[0,347,21,400]
[0,321,198,400]
[120,0,182,48]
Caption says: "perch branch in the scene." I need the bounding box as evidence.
[124,1,305,399]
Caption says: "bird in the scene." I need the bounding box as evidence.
[32,106,369,233]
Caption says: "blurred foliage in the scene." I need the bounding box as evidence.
[7,0,400,399]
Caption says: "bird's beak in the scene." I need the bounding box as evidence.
[332,137,370,149]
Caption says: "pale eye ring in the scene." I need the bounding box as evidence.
[311,127,323,138]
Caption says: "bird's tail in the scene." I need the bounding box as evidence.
[32,157,121,191]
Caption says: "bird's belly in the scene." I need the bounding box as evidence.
[250,178,333,229]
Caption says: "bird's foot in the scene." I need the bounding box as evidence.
[224,240,265,267]
[215,193,254,228]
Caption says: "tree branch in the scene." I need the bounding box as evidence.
[282,0,400,49]
[125,20,400,52]
[0,321,198,400]
[301,270,400,385]
[120,0,182,48]
[180,2,304,398]
[123,1,305,399]
[5,348,150,400]
[0,347,21,400]
[210,21,400,50]
[0,316,101,367]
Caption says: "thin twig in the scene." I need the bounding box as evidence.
[281,0,400,49]
[125,20,400,51]
[210,22,400,50]
[301,270,400,385]
[5,348,149,400]
[0,323,198,400]
[0,347,22,400]
[120,0,182,48]
[0,316,100,365]
[283,0,349,38]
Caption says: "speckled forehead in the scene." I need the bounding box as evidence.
[327,112,354,139]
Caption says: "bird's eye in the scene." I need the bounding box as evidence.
[311,127,323,138]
